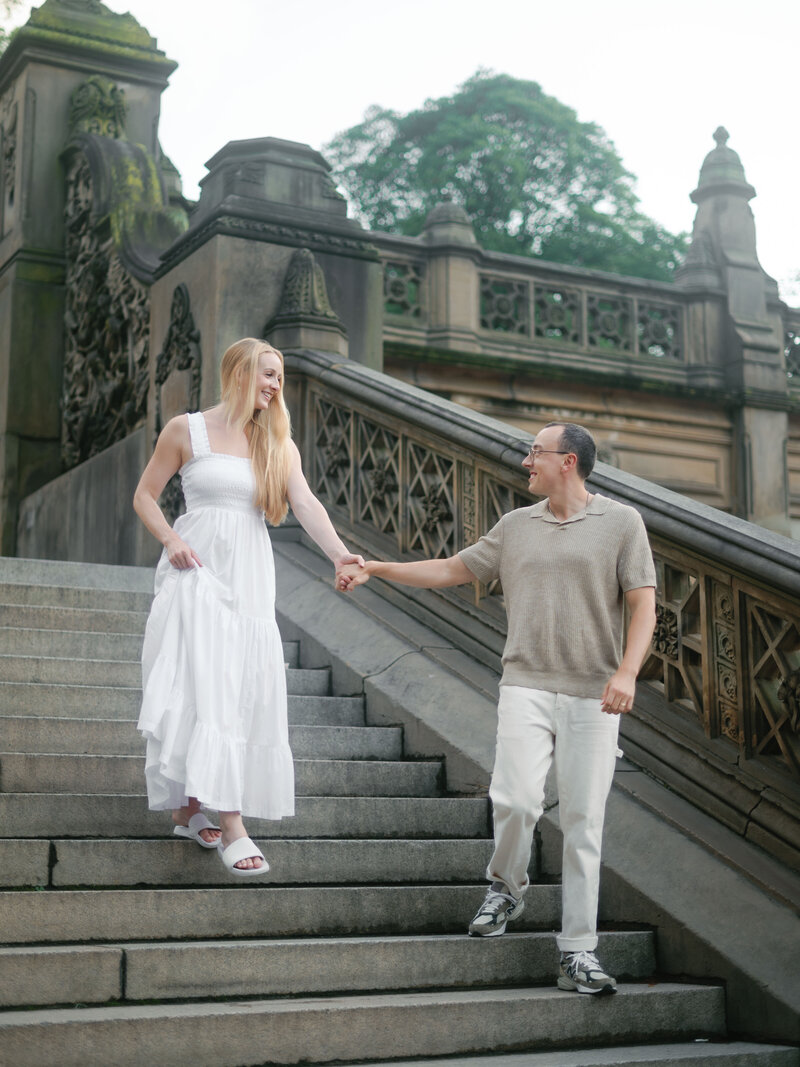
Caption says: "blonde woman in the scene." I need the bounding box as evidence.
[134,338,362,876]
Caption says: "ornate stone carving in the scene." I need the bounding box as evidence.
[323,431,350,476]
[153,285,202,524]
[637,301,682,361]
[777,669,800,734]
[68,76,127,140]
[480,274,528,334]
[384,261,423,318]
[1,96,17,213]
[154,284,202,434]
[369,457,398,504]
[653,603,679,659]
[534,284,581,344]
[587,292,633,352]
[61,152,150,468]
[275,247,339,322]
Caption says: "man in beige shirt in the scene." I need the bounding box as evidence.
[339,422,656,994]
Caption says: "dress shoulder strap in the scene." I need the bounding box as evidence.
[186,411,211,457]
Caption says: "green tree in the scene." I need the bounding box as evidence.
[0,0,23,55]
[325,71,687,282]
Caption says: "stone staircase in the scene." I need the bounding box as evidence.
[0,558,796,1067]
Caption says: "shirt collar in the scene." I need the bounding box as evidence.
[530,492,609,525]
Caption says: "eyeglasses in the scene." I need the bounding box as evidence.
[527,447,570,459]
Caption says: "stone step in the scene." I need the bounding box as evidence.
[6,837,492,887]
[0,793,489,839]
[0,581,152,612]
[0,627,301,666]
[0,557,153,591]
[0,752,442,797]
[0,883,560,943]
[0,984,726,1067]
[0,930,654,1008]
[0,716,398,759]
[0,656,329,692]
[0,682,364,723]
[347,1045,800,1067]
[0,602,149,634]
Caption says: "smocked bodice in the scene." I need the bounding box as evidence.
[180,412,260,515]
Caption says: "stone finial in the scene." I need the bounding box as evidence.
[422,199,477,247]
[691,126,755,204]
[264,248,348,357]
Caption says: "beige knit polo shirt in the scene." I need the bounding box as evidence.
[459,493,656,698]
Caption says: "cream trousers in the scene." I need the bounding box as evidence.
[487,685,620,952]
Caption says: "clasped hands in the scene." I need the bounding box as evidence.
[335,559,370,593]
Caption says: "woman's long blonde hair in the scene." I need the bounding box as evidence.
[219,338,292,525]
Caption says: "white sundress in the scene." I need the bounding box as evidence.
[137,411,295,820]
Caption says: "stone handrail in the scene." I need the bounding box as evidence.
[285,348,800,872]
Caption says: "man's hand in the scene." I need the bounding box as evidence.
[600,667,637,715]
[336,561,371,593]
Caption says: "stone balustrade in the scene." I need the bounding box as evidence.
[286,348,800,874]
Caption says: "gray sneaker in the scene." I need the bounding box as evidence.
[557,950,617,994]
[468,885,524,937]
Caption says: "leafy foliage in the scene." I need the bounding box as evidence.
[0,0,23,55]
[325,72,687,282]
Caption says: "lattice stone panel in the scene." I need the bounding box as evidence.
[533,284,582,344]
[785,326,800,381]
[637,301,683,361]
[480,275,529,334]
[312,396,353,513]
[384,261,423,318]
[406,443,456,558]
[643,557,705,727]
[746,600,800,780]
[712,581,740,744]
[587,292,633,352]
[357,417,401,541]
[481,475,531,601]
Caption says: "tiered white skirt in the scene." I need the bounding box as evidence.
[137,506,295,820]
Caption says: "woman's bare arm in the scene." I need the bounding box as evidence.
[133,416,201,569]
[285,441,363,568]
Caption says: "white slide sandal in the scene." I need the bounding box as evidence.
[173,812,220,849]
[217,836,270,878]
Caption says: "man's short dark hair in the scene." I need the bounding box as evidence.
[544,422,596,479]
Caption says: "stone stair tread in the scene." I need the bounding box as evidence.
[0,655,328,691]
[0,792,489,838]
[0,752,442,797]
[0,602,150,633]
[0,582,153,612]
[0,984,727,1067]
[0,716,398,758]
[0,682,363,721]
[0,884,562,943]
[0,627,299,665]
[343,1044,800,1067]
[0,931,655,1007]
[6,836,493,887]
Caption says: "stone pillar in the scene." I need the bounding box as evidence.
[0,0,176,553]
[677,128,789,533]
[153,137,382,378]
[422,202,481,352]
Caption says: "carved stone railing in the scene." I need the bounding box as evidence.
[785,306,800,383]
[286,348,800,872]
[374,236,698,381]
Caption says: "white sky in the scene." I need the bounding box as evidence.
[9,0,800,302]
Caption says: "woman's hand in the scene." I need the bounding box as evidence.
[337,562,370,592]
[165,535,202,570]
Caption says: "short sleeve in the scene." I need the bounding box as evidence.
[617,511,656,591]
[459,518,505,584]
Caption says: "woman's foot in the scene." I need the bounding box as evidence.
[219,811,265,870]
[172,801,221,846]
